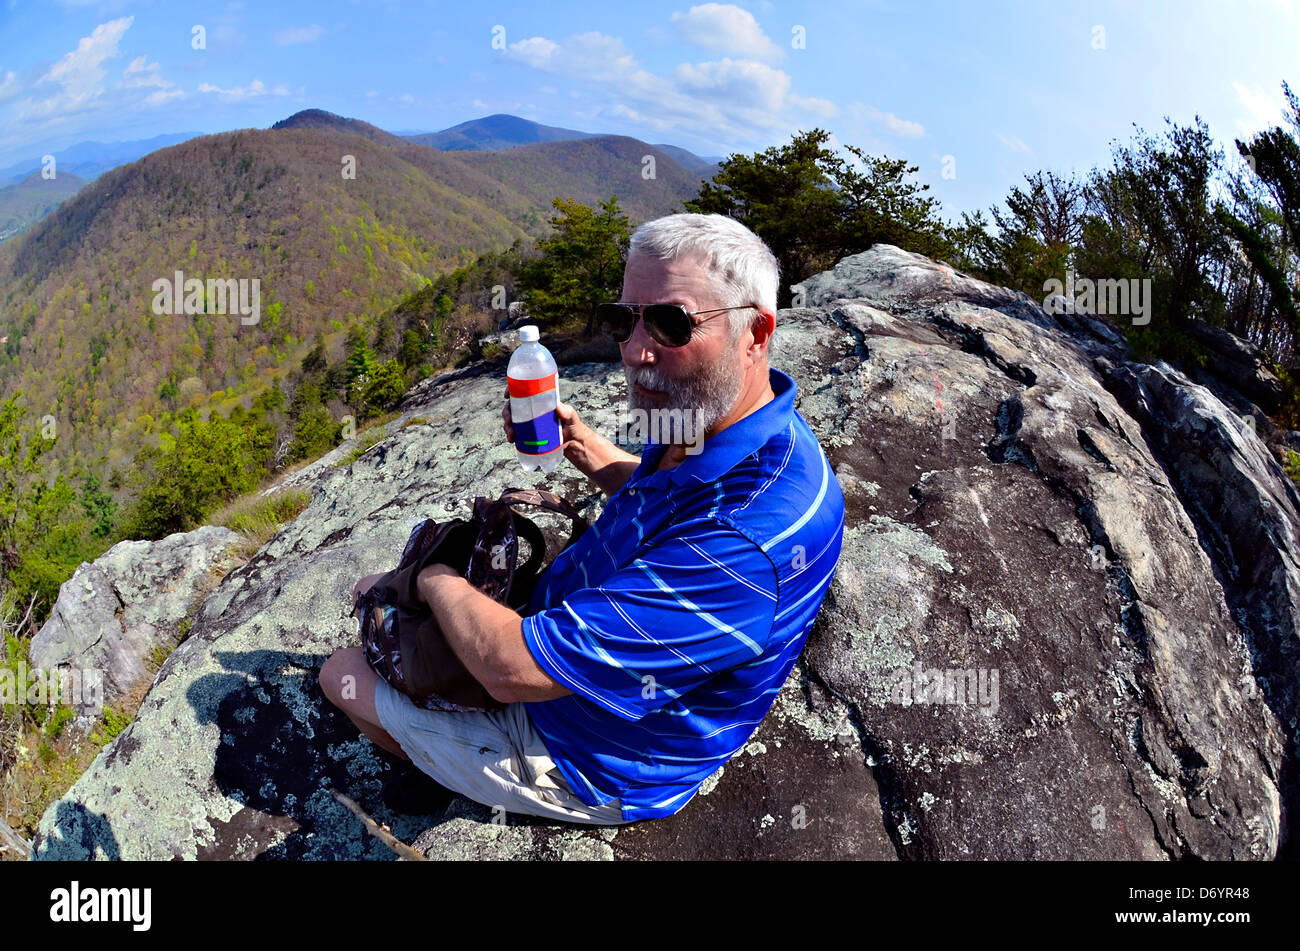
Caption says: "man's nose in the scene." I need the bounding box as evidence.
[622,314,658,366]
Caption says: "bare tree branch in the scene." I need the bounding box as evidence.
[330,788,427,861]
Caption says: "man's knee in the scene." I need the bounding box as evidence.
[351,572,386,608]
[319,646,363,707]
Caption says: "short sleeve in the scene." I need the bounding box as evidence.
[521,522,779,721]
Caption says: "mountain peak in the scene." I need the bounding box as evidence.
[405,113,602,152]
[271,109,400,144]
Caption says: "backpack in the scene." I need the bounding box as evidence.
[352,488,589,713]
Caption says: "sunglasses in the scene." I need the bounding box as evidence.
[596,302,757,348]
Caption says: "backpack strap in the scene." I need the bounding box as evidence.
[498,487,589,548]
[511,511,550,581]
[462,489,590,609]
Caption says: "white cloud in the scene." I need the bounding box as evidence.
[1232,80,1284,133]
[996,132,1031,153]
[121,56,165,88]
[274,25,326,46]
[851,103,922,137]
[789,93,838,118]
[673,58,789,112]
[142,88,185,107]
[670,3,784,61]
[506,32,639,82]
[0,70,19,104]
[506,37,560,70]
[17,16,133,120]
[501,27,832,145]
[122,58,185,106]
[198,79,291,101]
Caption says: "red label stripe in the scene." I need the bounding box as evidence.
[508,373,557,398]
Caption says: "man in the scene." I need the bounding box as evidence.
[320,212,845,824]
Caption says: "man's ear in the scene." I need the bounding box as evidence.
[747,309,776,356]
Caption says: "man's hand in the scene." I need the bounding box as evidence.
[503,389,640,498]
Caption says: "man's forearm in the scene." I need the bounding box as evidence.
[418,572,522,699]
[417,567,572,703]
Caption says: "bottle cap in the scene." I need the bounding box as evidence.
[518,325,539,343]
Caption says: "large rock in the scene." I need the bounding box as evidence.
[32,245,1297,860]
[1183,316,1284,414]
[28,527,245,717]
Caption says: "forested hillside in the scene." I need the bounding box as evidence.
[0,112,704,487]
[0,171,87,244]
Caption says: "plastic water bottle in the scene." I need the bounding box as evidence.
[508,325,562,474]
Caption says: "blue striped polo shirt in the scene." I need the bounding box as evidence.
[521,366,846,821]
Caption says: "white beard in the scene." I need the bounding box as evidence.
[624,351,744,441]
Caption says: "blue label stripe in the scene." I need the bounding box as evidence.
[514,412,562,454]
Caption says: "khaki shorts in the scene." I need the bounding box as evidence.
[374,677,628,825]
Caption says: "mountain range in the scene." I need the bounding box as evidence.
[0,132,202,186]
[0,113,720,243]
[0,109,716,488]
[406,112,722,174]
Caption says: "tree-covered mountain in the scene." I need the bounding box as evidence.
[0,110,706,493]
[271,109,410,145]
[407,112,722,175]
[406,112,602,151]
[0,170,86,243]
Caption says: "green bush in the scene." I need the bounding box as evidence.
[42,704,75,741]
[360,359,408,413]
[90,705,131,746]
[1285,450,1300,486]
[120,408,273,539]
[289,403,339,462]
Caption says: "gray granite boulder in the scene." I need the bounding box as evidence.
[28,526,245,718]
[31,245,1297,860]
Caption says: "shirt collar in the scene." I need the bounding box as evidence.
[628,367,797,490]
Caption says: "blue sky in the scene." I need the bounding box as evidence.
[0,0,1295,218]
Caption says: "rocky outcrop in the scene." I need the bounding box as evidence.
[32,245,1298,860]
[1183,316,1284,414]
[28,527,245,718]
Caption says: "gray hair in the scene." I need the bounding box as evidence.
[627,213,779,344]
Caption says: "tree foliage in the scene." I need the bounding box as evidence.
[120,407,273,539]
[518,196,631,334]
[686,128,953,306]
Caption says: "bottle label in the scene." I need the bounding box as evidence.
[513,411,561,455]
[508,371,560,455]
[507,372,557,398]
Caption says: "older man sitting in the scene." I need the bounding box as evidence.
[320,212,845,825]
